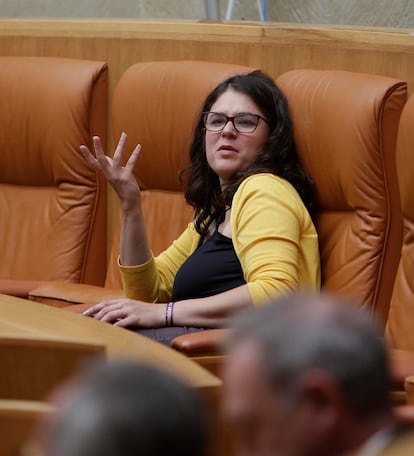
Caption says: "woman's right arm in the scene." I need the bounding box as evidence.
[80,133,151,266]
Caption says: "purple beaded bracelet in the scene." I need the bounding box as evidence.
[166,301,174,327]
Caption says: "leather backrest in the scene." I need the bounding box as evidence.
[386,93,414,349]
[277,70,406,326]
[106,61,254,288]
[0,57,108,291]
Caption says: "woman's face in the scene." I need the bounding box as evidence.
[205,88,270,186]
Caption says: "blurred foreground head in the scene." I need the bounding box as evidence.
[38,360,207,456]
[223,291,393,456]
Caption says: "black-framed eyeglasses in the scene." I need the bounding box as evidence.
[203,111,269,133]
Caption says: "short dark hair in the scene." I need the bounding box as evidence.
[227,292,391,418]
[44,361,207,456]
[183,70,313,237]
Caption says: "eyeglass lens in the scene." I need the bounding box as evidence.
[204,112,260,133]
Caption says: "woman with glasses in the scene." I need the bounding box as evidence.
[80,70,320,344]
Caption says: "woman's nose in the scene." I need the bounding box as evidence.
[221,119,237,135]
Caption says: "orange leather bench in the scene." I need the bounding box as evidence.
[25,61,414,397]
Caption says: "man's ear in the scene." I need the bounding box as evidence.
[298,369,345,432]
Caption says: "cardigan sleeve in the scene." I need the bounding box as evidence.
[119,222,200,303]
[231,173,312,305]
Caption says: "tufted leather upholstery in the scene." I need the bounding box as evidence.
[30,65,406,324]
[0,57,108,297]
[171,69,407,373]
[277,69,406,326]
[29,61,255,306]
[386,93,414,351]
[105,61,257,288]
[106,61,263,290]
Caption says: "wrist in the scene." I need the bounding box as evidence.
[120,200,143,216]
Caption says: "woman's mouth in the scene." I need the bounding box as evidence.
[218,145,238,152]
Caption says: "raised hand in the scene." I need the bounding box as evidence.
[80,132,142,211]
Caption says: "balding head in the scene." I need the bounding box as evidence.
[222,292,393,456]
[227,292,390,416]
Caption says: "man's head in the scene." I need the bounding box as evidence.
[222,292,393,456]
[39,360,207,456]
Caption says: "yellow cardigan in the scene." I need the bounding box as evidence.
[119,173,320,305]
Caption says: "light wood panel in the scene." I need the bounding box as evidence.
[0,400,54,456]
[0,294,220,394]
[2,19,414,252]
[1,21,414,89]
[0,334,105,401]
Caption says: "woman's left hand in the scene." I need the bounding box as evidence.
[82,298,166,328]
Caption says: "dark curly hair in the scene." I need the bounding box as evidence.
[183,70,313,237]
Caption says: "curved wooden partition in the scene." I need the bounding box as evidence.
[1,20,414,92]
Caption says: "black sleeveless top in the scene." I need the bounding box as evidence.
[171,228,246,302]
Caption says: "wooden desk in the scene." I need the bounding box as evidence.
[0,294,221,394]
[0,294,230,456]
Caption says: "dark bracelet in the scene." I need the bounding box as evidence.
[166,301,174,327]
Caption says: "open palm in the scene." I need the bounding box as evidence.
[80,132,141,210]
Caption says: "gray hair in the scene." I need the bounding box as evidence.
[43,361,207,456]
[227,292,391,417]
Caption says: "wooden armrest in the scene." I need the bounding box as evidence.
[28,283,124,308]
[171,329,231,356]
